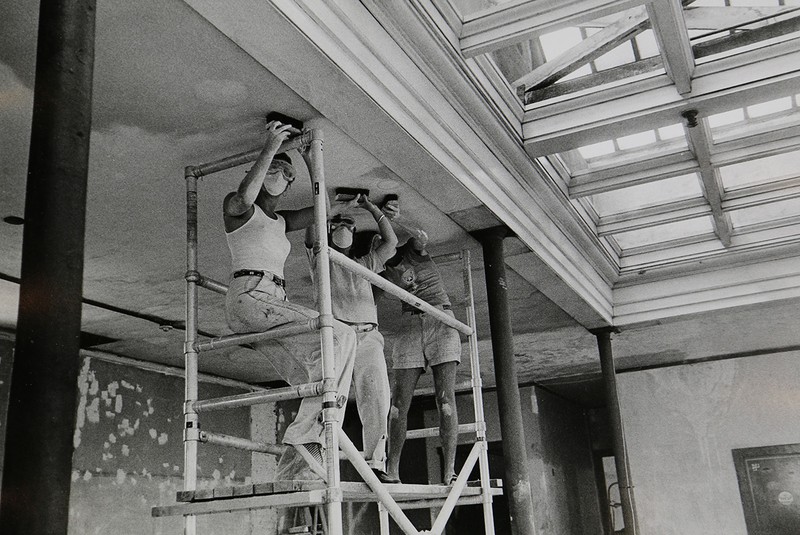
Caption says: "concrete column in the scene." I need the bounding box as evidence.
[0,0,96,533]
[474,227,536,535]
[593,328,639,535]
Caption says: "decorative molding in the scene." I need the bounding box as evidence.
[613,255,800,325]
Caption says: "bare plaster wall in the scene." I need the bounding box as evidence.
[617,351,800,535]
[67,355,259,534]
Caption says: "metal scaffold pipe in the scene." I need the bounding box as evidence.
[304,128,345,535]
[328,249,472,335]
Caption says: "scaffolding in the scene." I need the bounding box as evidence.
[151,127,502,535]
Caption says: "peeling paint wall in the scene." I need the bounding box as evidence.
[68,355,258,535]
[617,351,800,535]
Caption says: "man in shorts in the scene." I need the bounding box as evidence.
[381,222,461,484]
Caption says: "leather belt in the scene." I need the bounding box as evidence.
[408,303,451,315]
[343,322,377,333]
[233,269,285,288]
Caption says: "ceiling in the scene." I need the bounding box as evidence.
[2,0,800,406]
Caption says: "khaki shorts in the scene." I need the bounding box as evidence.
[392,308,461,370]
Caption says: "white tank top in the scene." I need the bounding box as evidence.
[225,205,291,278]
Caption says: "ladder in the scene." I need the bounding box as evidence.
[151,127,501,535]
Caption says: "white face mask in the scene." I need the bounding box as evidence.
[263,172,289,196]
[331,226,354,249]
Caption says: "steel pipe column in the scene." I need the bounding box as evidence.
[593,328,639,535]
[0,0,96,533]
[474,227,537,535]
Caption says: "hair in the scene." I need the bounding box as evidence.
[330,214,355,226]
[273,152,292,165]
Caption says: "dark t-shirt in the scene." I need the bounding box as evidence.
[384,242,450,312]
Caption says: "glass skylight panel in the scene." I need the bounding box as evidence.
[746,97,793,118]
[634,31,659,58]
[561,64,594,82]
[589,173,704,216]
[708,109,746,128]
[719,149,800,190]
[617,131,657,150]
[729,197,800,228]
[614,217,715,249]
[540,28,584,61]
[594,42,636,71]
[577,140,615,159]
[658,124,685,140]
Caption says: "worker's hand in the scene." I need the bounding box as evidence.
[264,120,292,154]
[381,199,399,220]
[410,229,429,250]
[359,195,380,214]
[330,195,360,216]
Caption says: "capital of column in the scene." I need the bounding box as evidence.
[471,225,514,243]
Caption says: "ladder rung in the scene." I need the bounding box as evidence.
[195,319,319,352]
[405,423,479,440]
[193,381,324,412]
[199,431,286,456]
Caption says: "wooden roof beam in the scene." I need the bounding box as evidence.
[646,0,695,94]
[460,0,646,58]
[513,6,649,91]
[576,6,789,30]
[682,109,731,246]
[523,37,800,156]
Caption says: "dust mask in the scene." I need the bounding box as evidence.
[263,172,289,196]
[331,227,354,249]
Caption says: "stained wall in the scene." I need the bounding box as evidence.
[617,351,800,535]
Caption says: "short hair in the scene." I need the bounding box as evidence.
[273,152,292,165]
[330,215,355,226]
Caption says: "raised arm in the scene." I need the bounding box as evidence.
[224,121,291,217]
[384,199,428,254]
[363,197,398,263]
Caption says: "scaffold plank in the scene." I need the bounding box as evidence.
[165,479,502,511]
[154,480,502,518]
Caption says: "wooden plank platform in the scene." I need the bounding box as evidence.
[153,479,503,517]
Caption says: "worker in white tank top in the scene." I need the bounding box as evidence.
[222,120,357,483]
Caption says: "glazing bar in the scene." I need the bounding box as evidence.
[195,318,319,351]
[328,249,472,335]
[193,381,325,412]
